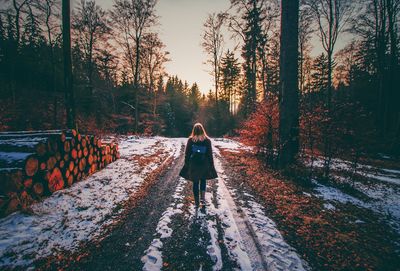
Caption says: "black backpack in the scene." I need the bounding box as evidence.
[190,144,207,164]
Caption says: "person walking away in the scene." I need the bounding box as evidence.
[179,123,218,208]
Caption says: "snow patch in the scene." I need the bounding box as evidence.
[323,203,336,210]
[306,157,400,185]
[312,176,400,232]
[203,205,223,271]
[312,180,368,207]
[207,182,253,270]
[212,138,252,154]
[141,177,187,271]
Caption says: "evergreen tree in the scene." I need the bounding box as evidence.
[160,76,194,136]
[240,0,264,117]
[189,82,201,113]
[73,0,109,96]
[220,50,240,115]
[310,53,329,93]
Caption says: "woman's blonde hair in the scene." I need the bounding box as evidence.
[190,123,208,142]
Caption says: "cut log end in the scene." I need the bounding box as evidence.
[33,183,44,196]
[46,156,57,171]
[25,156,38,177]
[46,168,64,193]
[23,178,33,189]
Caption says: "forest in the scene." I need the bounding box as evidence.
[1,1,400,270]
[0,0,399,166]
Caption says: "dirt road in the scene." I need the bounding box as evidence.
[0,138,307,271]
[61,140,306,271]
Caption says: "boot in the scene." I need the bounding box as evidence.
[194,197,200,208]
[200,191,206,206]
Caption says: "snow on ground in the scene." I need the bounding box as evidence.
[307,157,400,185]
[141,177,186,271]
[212,138,253,153]
[0,137,182,269]
[1,136,397,269]
[312,180,369,208]
[141,137,307,271]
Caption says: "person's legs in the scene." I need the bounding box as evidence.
[200,179,206,203]
[200,179,206,192]
[192,180,200,207]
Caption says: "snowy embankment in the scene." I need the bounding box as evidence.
[0,137,182,268]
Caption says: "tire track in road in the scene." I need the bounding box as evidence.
[213,151,309,271]
[209,155,266,271]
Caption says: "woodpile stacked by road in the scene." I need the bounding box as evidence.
[0,130,120,217]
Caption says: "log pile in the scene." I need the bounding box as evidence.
[0,130,120,217]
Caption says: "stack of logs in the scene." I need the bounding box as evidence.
[0,129,120,217]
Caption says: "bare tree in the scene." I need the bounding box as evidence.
[111,0,158,133]
[73,0,109,96]
[306,0,353,109]
[202,13,224,106]
[279,0,300,167]
[352,0,400,136]
[257,0,280,100]
[141,32,169,116]
[36,0,60,125]
[298,2,314,93]
[306,0,353,175]
[110,1,135,86]
[334,40,358,87]
[11,0,30,47]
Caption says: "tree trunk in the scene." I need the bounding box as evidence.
[279,0,300,168]
[327,50,333,109]
[62,0,76,129]
[88,37,94,96]
[214,51,220,135]
[152,77,157,117]
[387,0,398,135]
[299,42,304,93]
[134,39,140,133]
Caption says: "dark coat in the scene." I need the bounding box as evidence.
[179,137,218,181]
